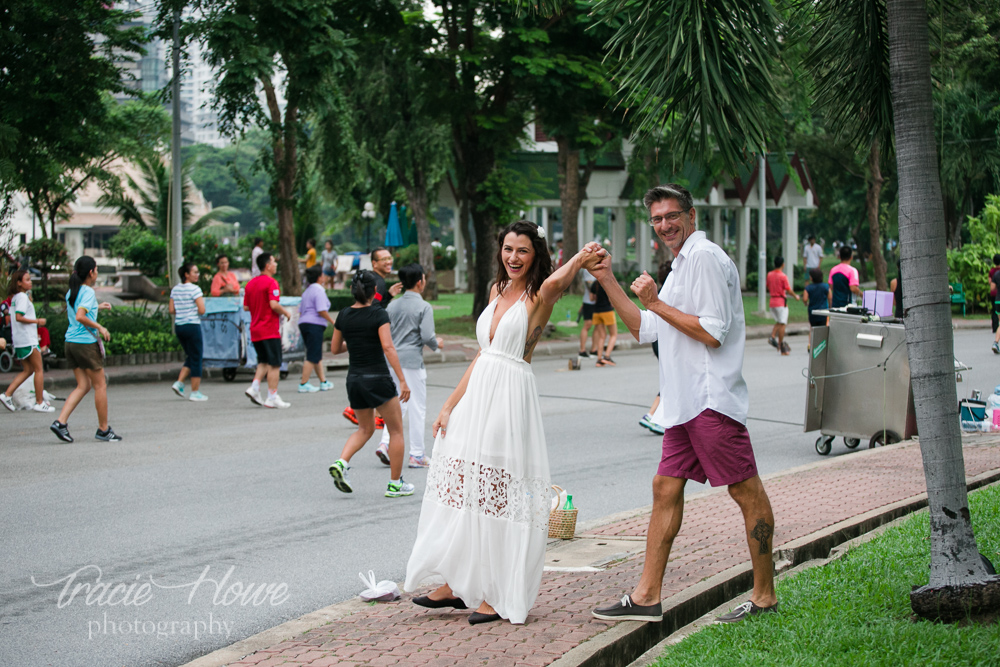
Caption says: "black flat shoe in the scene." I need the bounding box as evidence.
[412,595,467,610]
[468,611,502,625]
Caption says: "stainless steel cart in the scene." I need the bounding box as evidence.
[804,310,917,455]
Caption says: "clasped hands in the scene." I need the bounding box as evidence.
[579,243,660,308]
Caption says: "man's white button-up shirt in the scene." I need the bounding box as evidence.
[638,231,749,429]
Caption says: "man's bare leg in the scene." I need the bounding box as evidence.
[728,475,777,607]
[630,475,686,605]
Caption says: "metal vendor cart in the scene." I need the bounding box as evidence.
[804,309,917,455]
[201,296,305,381]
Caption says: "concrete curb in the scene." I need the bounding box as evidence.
[555,467,1000,667]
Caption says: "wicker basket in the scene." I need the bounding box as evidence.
[548,485,578,540]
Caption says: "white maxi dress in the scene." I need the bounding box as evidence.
[404,293,551,624]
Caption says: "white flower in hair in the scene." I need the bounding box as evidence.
[536,225,546,240]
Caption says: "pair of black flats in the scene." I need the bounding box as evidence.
[412,595,501,625]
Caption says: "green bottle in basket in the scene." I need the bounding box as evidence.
[563,494,575,510]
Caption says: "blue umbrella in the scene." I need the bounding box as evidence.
[385,202,404,248]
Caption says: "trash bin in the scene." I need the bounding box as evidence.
[201,296,305,381]
[804,310,917,455]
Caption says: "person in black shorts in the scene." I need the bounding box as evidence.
[328,270,414,498]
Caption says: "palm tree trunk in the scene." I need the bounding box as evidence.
[888,0,998,620]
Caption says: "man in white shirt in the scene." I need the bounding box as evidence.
[590,184,778,624]
[803,235,823,270]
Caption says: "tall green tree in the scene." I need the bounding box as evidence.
[578,0,998,617]
[1,0,167,239]
[338,3,451,299]
[187,0,355,294]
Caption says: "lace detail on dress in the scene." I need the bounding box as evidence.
[426,455,551,531]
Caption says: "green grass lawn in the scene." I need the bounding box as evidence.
[652,482,1000,666]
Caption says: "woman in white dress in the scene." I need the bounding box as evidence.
[404,220,603,625]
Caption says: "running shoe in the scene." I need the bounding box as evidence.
[408,455,432,468]
[342,406,358,424]
[385,478,415,497]
[171,381,185,398]
[639,414,656,431]
[189,391,208,402]
[329,460,353,493]
[0,393,14,412]
[993,342,999,355]
[50,420,73,443]
[263,393,290,409]
[95,426,123,442]
[578,350,590,358]
[319,381,335,391]
[245,386,263,406]
[376,442,391,466]
[32,401,55,413]
[375,416,385,429]
[298,382,319,393]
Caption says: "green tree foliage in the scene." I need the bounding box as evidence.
[23,237,69,310]
[183,133,274,229]
[108,227,167,277]
[186,0,356,295]
[947,194,1000,310]
[1,1,168,237]
[98,157,240,237]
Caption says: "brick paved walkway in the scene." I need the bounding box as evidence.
[217,438,1000,667]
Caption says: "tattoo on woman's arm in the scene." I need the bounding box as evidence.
[523,326,542,358]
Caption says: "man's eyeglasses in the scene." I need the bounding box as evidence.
[648,211,687,226]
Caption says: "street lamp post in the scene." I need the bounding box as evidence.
[362,202,376,252]
[233,222,240,244]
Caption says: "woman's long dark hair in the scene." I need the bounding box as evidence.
[351,270,377,304]
[493,220,552,298]
[7,269,29,297]
[68,256,97,309]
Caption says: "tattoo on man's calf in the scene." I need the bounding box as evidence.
[751,519,773,556]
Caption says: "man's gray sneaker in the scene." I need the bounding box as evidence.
[95,426,123,442]
[385,478,415,497]
[992,342,999,355]
[592,595,663,622]
[50,420,73,443]
[715,600,778,623]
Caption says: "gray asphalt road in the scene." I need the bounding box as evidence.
[0,327,989,667]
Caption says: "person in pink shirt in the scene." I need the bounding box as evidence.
[765,257,799,356]
[828,246,862,308]
[210,254,241,297]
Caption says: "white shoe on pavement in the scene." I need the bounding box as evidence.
[0,394,14,412]
[245,386,263,406]
[298,382,319,393]
[263,393,290,409]
[171,381,185,397]
[32,401,55,413]
[319,381,335,391]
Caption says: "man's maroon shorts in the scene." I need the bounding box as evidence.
[658,409,758,486]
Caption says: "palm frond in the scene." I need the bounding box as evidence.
[802,0,893,151]
[189,205,240,233]
[597,0,782,169]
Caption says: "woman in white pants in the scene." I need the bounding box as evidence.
[376,264,442,468]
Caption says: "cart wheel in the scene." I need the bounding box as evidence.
[222,368,237,382]
[815,435,834,456]
[280,370,289,380]
[869,429,901,449]
[844,437,861,449]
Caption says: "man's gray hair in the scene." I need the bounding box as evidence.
[643,184,694,212]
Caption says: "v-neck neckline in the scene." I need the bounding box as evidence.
[487,292,526,345]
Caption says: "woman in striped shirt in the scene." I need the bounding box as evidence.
[170,263,207,401]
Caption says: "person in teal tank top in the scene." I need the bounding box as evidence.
[51,256,122,443]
